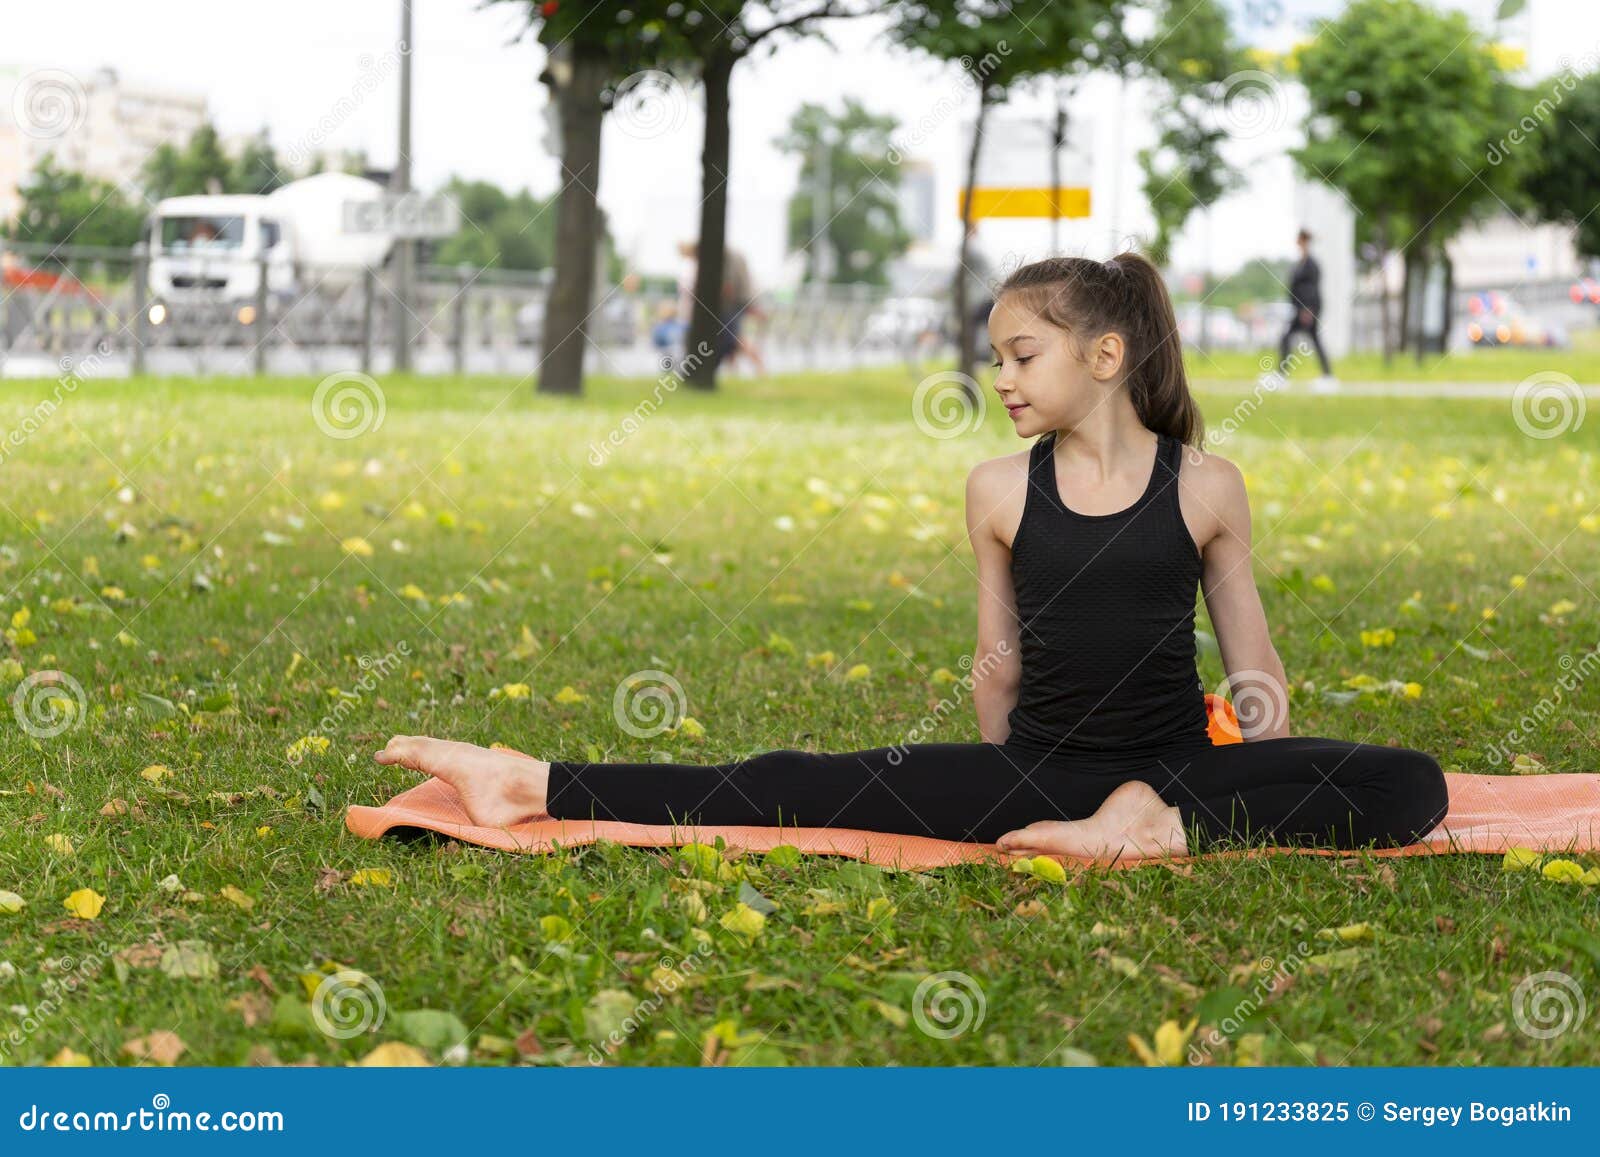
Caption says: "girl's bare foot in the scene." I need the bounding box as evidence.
[995,780,1188,863]
[374,736,551,829]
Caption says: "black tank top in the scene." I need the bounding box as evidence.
[1004,428,1212,761]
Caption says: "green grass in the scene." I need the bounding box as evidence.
[2,365,1599,1068]
[1189,331,1600,384]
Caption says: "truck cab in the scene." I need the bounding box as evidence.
[148,194,296,306]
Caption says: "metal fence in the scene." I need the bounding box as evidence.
[11,240,1591,379]
[1347,277,1595,355]
[0,240,939,380]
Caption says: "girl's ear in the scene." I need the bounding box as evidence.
[1088,331,1125,382]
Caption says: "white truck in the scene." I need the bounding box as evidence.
[145,172,396,339]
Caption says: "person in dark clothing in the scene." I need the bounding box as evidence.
[1274,229,1337,390]
[374,251,1447,864]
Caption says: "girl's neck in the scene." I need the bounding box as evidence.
[1048,416,1157,475]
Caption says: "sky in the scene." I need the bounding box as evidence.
[4,0,1596,288]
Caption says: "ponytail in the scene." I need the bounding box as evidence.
[993,250,1203,447]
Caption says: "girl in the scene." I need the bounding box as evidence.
[375,252,1449,863]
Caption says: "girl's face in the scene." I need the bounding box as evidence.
[987,293,1124,437]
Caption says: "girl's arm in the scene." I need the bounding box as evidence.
[965,459,1024,743]
[1196,457,1292,740]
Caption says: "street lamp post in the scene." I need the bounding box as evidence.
[391,0,414,373]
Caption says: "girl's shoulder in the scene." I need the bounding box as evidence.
[964,445,1032,547]
[1173,440,1253,551]
[1173,439,1245,497]
[966,443,1031,487]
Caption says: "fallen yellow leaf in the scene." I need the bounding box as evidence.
[348,868,394,887]
[1501,847,1542,872]
[63,888,105,919]
[719,902,766,941]
[1541,859,1589,884]
[219,885,255,910]
[1316,922,1375,943]
[356,1041,430,1067]
[1029,856,1068,884]
[865,896,897,922]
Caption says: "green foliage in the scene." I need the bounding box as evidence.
[1520,69,1600,259]
[890,0,1138,94]
[1291,0,1527,256]
[775,98,912,286]
[230,134,288,196]
[1136,1,1251,265]
[1173,257,1292,309]
[142,122,236,200]
[431,179,561,272]
[1,155,147,248]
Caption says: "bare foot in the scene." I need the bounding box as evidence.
[995,780,1188,863]
[374,736,551,828]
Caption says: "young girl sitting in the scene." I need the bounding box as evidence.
[374,252,1449,863]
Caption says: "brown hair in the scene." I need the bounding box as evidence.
[993,251,1203,447]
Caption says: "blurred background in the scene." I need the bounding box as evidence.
[0,0,1594,387]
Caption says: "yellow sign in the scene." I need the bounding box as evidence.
[959,187,1092,220]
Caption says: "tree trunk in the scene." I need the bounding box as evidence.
[955,89,991,390]
[1439,249,1454,356]
[1398,249,1413,357]
[536,44,608,396]
[1049,94,1065,256]
[684,48,736,391]
[1377,249,1394,366]
[1413,249,1428,365]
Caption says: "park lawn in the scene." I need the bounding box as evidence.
[1190,333,1600,384]
[1,365,1598,1068]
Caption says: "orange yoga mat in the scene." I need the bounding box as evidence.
[346,699,1600,869]
[345,768,1600,869]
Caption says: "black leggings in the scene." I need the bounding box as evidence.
[546,736,1450,852]
[1278,314,1333,376]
